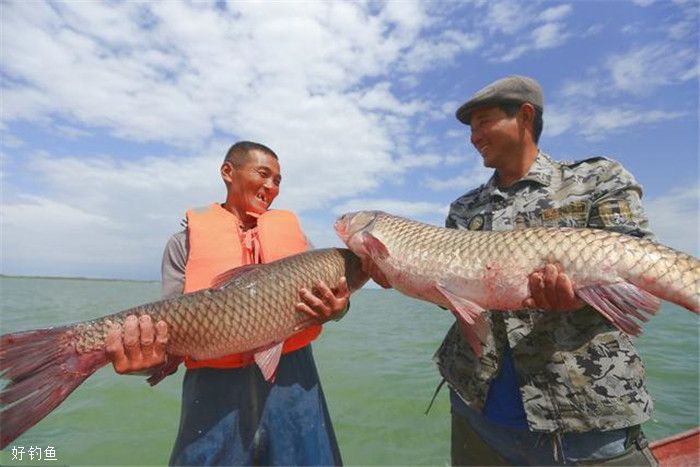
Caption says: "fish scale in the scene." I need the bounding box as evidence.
[0,247,368,449]
[388,215,696,303]
[336,211,699,356]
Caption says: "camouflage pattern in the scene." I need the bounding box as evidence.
[434,152,655,433]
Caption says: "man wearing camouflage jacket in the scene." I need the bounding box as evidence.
[434,76,659,465]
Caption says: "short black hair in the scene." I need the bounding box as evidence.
[499,101,543,144]
[224,141,278,168]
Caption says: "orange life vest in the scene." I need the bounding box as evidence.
[183,203,321,369]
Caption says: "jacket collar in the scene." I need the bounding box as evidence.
[519,151,554,187]
[482,151,554,197]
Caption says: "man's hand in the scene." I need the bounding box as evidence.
[522,263,585,312]
[105,315,169,374]
[361,257,392,289]
[296,277,350,322]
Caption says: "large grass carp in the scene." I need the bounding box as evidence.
[0,248,368,449]
[335,210,699,356]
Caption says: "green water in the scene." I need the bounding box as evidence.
[0,276,698,465]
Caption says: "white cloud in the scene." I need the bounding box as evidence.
[580,108,686,139]
[441,101,462,117]
[445,129,465,140]
[482,1,574,62]
[53,125,93,140]
[423,156,491,191]
[581,23,604,38]
[668,1,699,40]
[395,153,444,170]
[1,3,214,145]
[680,63,700,81]
[532,23,570,49]
[544,105,686,140]
[0,195,163,278]
[443,154,468,166]
[3,1,476,277]
[1,0,697,282]
[354,82,428,116]
[0,1,486,210]
[0,1,437,148]
[632,0,656,6]
[332,198,447,219]
[550,32,697,139]
[544,106,576,137]
[494,44,530,63]
[669,18,693,39]
[400,30,482,73]
[1,132,25,148]
[539,5,572,22]
[0,140,385,278]
[621,22,643,35]
[560,79,599,99]
[485,1,530,35]
[645,185,700,256]
[607,45,698,95]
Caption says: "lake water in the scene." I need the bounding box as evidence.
[0,276,698,465]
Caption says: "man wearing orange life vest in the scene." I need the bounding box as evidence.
[105,141,348,465]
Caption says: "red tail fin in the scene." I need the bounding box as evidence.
[0,326,108,449]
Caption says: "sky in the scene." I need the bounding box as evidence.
[1,0,698,281]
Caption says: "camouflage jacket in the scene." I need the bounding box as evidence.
[434,152,655,433]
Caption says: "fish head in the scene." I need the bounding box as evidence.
[334,211,382,256]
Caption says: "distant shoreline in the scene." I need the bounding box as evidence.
[0,274,159,283]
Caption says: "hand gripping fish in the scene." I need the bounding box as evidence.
[335,211,699,356]
[0,248,368,449]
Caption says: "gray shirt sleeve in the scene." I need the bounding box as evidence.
[161,230,188,299]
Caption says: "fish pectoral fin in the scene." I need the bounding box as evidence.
[254,341,284,382]
[576,282,660,336]
[210,264,261,289]
[435,282,490,358]
[362,232,389,260]
[435,281,484,324]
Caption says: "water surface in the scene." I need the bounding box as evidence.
[1,277,697,465]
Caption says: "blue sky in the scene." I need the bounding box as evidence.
[1,0,698,280]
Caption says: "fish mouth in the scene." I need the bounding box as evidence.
[335,211,382,246]
[334,214,353,242]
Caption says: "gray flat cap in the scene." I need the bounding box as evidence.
[456,75,543,125]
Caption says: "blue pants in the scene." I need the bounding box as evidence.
[170,346,342,466]
[450,389,656,465]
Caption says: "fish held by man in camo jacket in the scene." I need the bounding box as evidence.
[0,248,369,449]
[335,210,699,357]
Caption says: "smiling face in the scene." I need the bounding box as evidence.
[221,149,281,224]
[468,105,522,169]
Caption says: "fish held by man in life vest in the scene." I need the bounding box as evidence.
[0,248,369,449]
[335,210,699,357]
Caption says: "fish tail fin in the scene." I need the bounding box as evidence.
[0,326,108,449]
